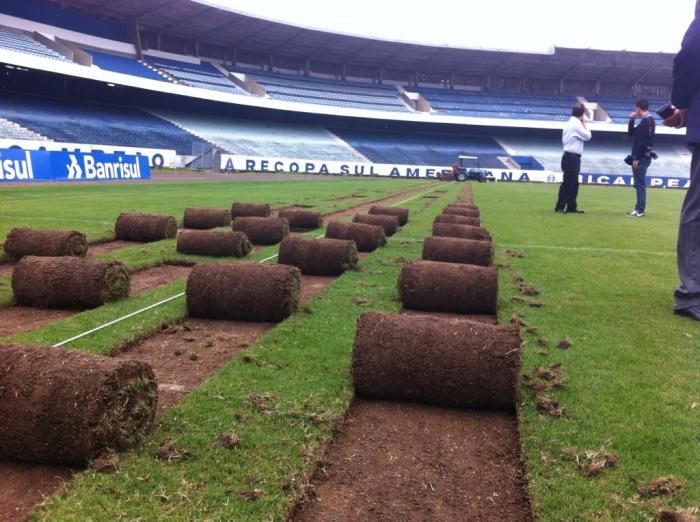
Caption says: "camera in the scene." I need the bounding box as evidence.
[656,103,675,120]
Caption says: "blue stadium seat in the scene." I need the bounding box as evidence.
[0,95,210,154]
[0,25,70,62]
[87,50,168,82]
[146,56,246,95]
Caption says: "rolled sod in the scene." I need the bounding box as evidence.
[232,217,289,245]
[422,236,493,266]
[398,260,497,314]
[3,228,88,260]
[231,202,271,218]
[12,256,130,309]
[278,209,323,230]
[176,230,252,257]
[352,311,521,411]
[352,214,399,237]
[278,236,358,276]
[0,344,157,466]
[115,213,177,242]
[432,223,491,241]
[186,262,301,322]
[434,214,481,227]
[325,221,387,252]
[182,208,232,229]
[442,206,480,218]
[368,206,409,226]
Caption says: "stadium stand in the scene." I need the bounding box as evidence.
[332,128,508,167]
[146,56,245,95]
[87,50,169,82]
[0,117,46,140]
[0,95,210,154]
[237,69,411,112]
[0,25,70,62]
[153,110,367,161]
[416,87,576,121]
[592,96,666,123]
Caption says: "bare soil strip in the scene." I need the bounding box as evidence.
[292,399,530,522]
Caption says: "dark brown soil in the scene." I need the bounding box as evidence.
[352,213,399,236]
[400,308,498,324]
[186,262,301,322]
[12,256,130,309]
[352,311,520,410]
[0,263,13,276]
[422,236,493,266]
[0,306,73,337]
[232,217,289,245]
[130,265,193,295]
[278,236,358,276]
[182,208,232,229]
[88,240,141,255]
[3,228,87,260]
[325,221,386,252]
[432,223,491,241]
[434,214,481,227]
[176,230,252,257]
[0,344,157,466]
[231,203,271,218]
[278,210,323,230]
[292,399,531,522]
[368,206,409,226]
[399,260,498,315]
[115,213,177,242]
[0,463,73,522]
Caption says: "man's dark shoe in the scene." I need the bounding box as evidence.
[675,307,700,320]
[568,209,585,213]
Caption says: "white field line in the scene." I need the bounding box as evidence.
[51,184,441,348]
[501,243,675,257]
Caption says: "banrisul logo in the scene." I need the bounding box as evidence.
[0,150,34,180]
[66,153,143,180]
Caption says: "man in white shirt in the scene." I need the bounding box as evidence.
[555,103,592,213]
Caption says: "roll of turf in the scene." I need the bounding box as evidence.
[368,206,409,226]
[12,256,130,309]
[434,214,481,227]
[278,209,323,230]
[232,217,289,245]
[432,223,491,241]
[176,230,251,257]
[422,236,493,266]
[186,262,301,322]
[0,344,157,466]
[398,260,497,314]
[325,221,387,252]
[231,203,271,218]
[448,203,479,210]
[115,213,177,242]
[278,236,358,276]
[183,208,232,229]
[442,206,480,218]
[352,214,399,237]
[352,311,521,411]
[3,228,88,260]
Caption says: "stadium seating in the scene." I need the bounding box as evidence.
[146,56,245,95]
[87,50,168,82]
[153,110,367,161]
[592,96,666,123]
[415,87,576,121]
[0,117,46,140]
[331,128,508,167]
[236,69,411,113]
[0,25,70,62]
[0,95,210,154]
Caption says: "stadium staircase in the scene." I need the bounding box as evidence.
[0,117,48,141]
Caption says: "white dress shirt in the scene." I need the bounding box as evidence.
[562,117,592,155]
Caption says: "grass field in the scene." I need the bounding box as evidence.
[0,177,697,521]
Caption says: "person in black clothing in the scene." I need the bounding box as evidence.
[626,99,655,217]
[555,103,591,213]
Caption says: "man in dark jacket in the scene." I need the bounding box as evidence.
[626,99,655,217]
[664,1,700,320]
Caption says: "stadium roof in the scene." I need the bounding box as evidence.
[53,0,674,84]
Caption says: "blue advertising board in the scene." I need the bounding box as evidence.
[0,149,150,183]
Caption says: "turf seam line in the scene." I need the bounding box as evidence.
[50,185,439,348]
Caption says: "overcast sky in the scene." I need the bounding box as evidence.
[201,0,695,54]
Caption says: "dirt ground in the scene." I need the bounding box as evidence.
[292,399,531,522]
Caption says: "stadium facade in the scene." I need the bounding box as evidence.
[0,0,690,184]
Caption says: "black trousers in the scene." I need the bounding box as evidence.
[555,152,581,212]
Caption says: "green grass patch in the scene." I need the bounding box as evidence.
[476,182,699,520]
[32,183,459,521]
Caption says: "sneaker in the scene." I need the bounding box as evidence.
[625,210,643,217]
[568,209,585,214]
